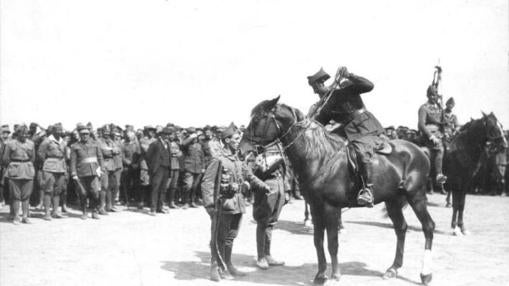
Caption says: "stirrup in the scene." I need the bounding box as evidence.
[357,186,374,207]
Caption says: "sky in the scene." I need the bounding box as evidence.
[1,0,508,131]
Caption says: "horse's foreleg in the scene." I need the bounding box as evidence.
[311,205,327,285]
[408,194,435,285]
[451,190,459,230]
[382,199,407,280]
[324,205,340,282]
[458,192,469,235]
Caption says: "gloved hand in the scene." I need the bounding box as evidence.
[429,135,441,146]
[335,66,350,82]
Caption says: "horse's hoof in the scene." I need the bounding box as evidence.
[313,275,328,285]
[382,267,398,279]
[420,273,432,285]
[445,203,451,208]
[453,227,463,236]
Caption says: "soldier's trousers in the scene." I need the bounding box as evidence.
[40,171,66,214]
[150,167,170,211]
[253,177,285,259]
[78,176,100,213]
[167,169,180,205]
[9,179,33,219]
[121,166,139,203]
[183,172,202,204]
[210,212,242,268]
[101,169,121,210]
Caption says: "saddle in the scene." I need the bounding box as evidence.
[345,140,393,173]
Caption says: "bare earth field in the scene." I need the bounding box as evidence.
[1,193,508,286]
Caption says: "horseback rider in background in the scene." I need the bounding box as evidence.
[307,66,386,207]
[418,67,448,191]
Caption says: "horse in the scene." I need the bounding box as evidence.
[240,96,435,285]
[444,112,507,235]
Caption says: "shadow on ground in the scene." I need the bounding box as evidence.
[161,251,421,285]
[345,220,450,236]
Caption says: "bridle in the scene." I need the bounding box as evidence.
[246,105,307,151]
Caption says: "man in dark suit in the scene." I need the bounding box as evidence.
[146,127,172,215]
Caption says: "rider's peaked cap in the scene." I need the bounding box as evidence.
[307,67,330,86]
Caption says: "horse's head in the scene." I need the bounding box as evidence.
[482,112,508,149]
[239,96,304,153]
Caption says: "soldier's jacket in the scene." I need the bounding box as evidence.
[443,111,459,140]
[2,139,36,180]
[169,140,182,171]
[70,140,104,177]
[182,137,205,174]
[314,74,385,141]
[201,149,266,215]
[37,135,67,173]
[99,138,122,171]
[418,101,443,139]
[208,138,223,158]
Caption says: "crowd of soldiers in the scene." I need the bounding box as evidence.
[0,122,304,223]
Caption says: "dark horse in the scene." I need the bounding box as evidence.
[241,97,435,285]
[444,112,507,235]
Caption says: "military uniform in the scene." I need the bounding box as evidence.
[2,135,35,223]
[168,138,182,208]
[201,129,267,281]
[38,134,68,219]
[418,92,446,188]
[98,135,123,212]
[182,132,205,208]
[139,131,156,207]
[252,144,287,268]
[70,131,104,219]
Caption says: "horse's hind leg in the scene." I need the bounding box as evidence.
[451,190,460,233]
[382,198,407,280]
[324,204,341,282]
[310,204,327,285]
[408,193,435,285]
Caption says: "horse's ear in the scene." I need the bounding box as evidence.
[481,111,487,117]
[265,95,280,111]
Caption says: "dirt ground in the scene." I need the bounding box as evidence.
[1,193,508,286]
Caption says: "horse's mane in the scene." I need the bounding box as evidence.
[304,120,346,153]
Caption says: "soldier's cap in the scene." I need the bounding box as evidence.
[307,67,330,86]
[220,122,238,139]
[29,122,38,129]
[102,125,111,135]
[160,127,174,135]
[186,127,196,134]
[144,125,157,131]
[166,122,174,128]
[385,126,395,131]
[1,124,11,134]
[427,85,438,97]
[77,123,90,134]
[446,97,455,105]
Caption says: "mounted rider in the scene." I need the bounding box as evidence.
[307,66,386,207]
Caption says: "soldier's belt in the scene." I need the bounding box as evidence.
[47,156,64,159]
[11,159,30,162]
[82,157,98,163]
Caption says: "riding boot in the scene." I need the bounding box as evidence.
[225,245,246,277]
[357,159,374,208]
[43,194,52,220]
[61,192,68,213]
[52,195,63,218]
